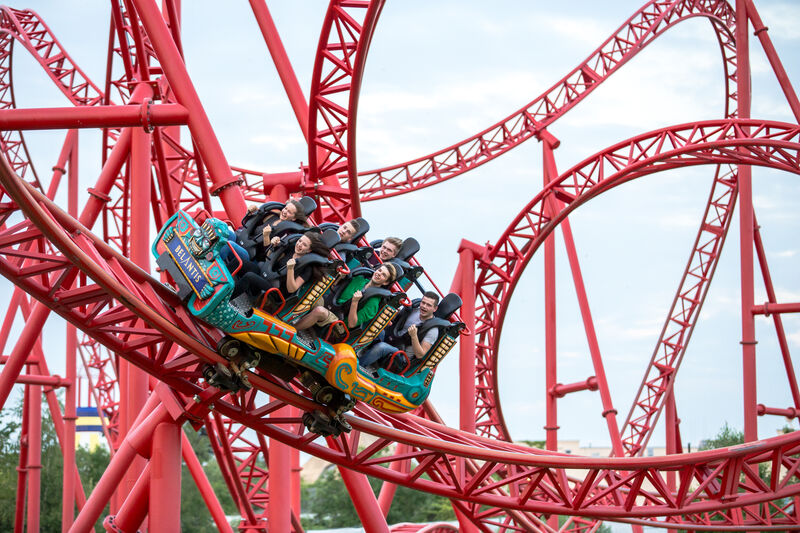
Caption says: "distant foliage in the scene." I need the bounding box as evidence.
[0,398,109,531]
[301,465,456,528]
[0,400,236,532]
[699,422,744,450]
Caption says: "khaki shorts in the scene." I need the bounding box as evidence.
[316,308,339,326]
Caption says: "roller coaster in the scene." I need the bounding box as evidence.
[1,1,800,532]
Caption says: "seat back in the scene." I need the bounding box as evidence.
[403,320,465,380]
[278,257,342,324]
[434,293,462,319]
[298,196,317,217]
[397,237,420,262]
[351,217,370,242]
[320,228,341,249]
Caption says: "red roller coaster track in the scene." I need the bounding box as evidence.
[1,1,799,532]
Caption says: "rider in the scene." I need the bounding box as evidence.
[293,262,400,332]
[358,291,440,368]
[231,231,330,300]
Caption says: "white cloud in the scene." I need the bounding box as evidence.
[249,134,303,151]
[657,211,705,229]
[547,16,609,46]
[758,3,800,40]
[773,250,798,258]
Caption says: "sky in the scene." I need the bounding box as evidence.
[6,0,800,451]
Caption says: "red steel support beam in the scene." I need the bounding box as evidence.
[108,463,151,533]
[757,404,800,419]
[70,395,166,533]
[745,0,800,122]
[149,422,182,533]
[15,374,71,387]
[0,104,189,131]
[0,83,144,411]
[14,387,30,533]
[753,216,800,410]
[457,244,477,435]
[248,0,310,141]
[62,129,79,532]
[337,463,389,532]
[548,144,626,457]
[119,96,154,507]
[181,431,234,533]
[131,0,247,220]
[269,404,292,533]
[752,302,800,316]
[550,377,598,398]
[26,381,42,533]
[543,138,559,469]
[736,0,758,444]
[290,406,302,524]
[377,442,411,516]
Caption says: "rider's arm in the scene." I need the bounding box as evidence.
[408,325,432,359]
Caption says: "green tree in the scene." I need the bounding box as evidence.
[699,422,744,450]
[0,401,240,532]
[0,398,110,531]
[180,423,237,532]
[301,465,456,529]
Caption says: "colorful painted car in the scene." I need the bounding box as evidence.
[152,210,462,434]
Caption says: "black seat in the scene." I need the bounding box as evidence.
[434,293,462,319]
[320,228,341,249]
[298,196,317,218]
[351,217,370,242]
[234,201,284,257]
[396,238,419,262]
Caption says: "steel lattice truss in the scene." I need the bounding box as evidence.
[0,0,799,532]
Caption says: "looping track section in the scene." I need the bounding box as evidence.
[3,119,800,528]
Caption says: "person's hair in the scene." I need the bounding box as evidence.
[286,199,307,225]
[422,291,440,305]
[345,219,361,234]
[296,232,331,284]
[304,231,330,257]
[384,237,403,251]
[378,262,399,286]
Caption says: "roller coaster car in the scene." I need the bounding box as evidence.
[152,210,462,435]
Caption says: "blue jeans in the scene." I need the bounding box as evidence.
[359,342,405,367]
[221,231,250,267]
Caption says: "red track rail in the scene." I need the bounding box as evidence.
[355,0,736,201]
[307,0,384,221]
[462,0,739,446]
[2,120,800,528]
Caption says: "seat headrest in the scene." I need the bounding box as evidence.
[397,238,420,261]
[352,217,370,242]
[258,201,284,215]
[298,196,317,216]
[317,222,338,232]
[320,228,341,249]
[277,252,332,275]
[434,293,462,319]
[272,220,306,237]
[348,264,405,285]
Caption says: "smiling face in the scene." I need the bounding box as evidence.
[279,202,297,221]
[294,235,311,255]
[371,265,393,286]
[419,296,438,320]
[378,240,399,261]
[337,221,356,242]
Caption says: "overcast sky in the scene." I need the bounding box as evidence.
[8,0,800,450]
